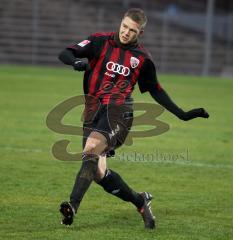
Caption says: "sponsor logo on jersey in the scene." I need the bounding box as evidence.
[77,40,90,47]
[106,61,130,76]
[105,72,115,78]
[130,57,140,68]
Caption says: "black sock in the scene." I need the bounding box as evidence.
[69,154,99,213]
[97,169,144,209]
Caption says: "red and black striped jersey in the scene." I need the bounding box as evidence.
[67,32,161,105]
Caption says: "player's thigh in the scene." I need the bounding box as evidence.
[83,131,108,155]
[107,105,133,149]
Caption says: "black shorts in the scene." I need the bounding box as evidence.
[82,103,133,156]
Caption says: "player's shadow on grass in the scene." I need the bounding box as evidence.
[76,208,147,230]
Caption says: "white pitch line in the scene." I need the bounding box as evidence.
[162,159,233,170]
[1,146,233,170]
[114,156,233,170]
[0,146,43,153]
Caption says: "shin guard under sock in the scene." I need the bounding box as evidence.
[70,154,99,212]
[97,169,144,209]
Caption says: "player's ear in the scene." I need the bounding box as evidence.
[139,29,144,36]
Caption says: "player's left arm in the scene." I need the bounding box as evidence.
[149,86,209,121]
[138,59,209,121]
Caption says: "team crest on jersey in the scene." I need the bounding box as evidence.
[130,57,140,68]
[77,40,90,47]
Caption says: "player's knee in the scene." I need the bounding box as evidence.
[83,138,106,155]
[83,142,99,155]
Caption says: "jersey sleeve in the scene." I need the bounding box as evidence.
[66,34,100,60]
[137,58,162,93]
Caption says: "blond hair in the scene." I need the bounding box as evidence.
[124,8,147,29]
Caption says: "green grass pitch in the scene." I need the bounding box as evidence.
[0,65,232,240]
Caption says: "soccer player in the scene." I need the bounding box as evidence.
[58,8,209,229]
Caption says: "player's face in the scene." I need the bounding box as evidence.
[119,16,143,45]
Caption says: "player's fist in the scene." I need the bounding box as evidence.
[73,60,88,71]
[198,108,209,118]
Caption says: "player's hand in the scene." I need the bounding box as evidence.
[182,108,209,121]
[197,108,209,118]
[73,60,88,71]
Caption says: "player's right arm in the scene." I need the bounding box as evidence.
[58,35,96,71]
[59,49,88,71]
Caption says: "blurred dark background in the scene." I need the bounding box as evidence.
[0,0,232,76]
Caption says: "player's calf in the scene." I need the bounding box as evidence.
[60,153,99,225]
